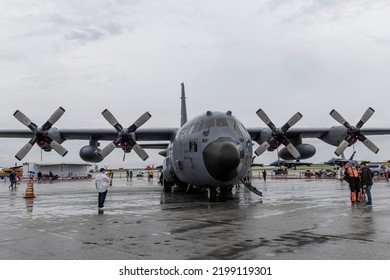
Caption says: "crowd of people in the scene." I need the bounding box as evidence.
[5,165,376,213]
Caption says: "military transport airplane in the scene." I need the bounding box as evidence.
[1,83,390,201]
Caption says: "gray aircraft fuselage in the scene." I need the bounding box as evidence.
[163,111,253,188]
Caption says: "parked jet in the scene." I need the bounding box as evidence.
[269,160,312,168]
[324,151,358,167]
[1,83,390,201]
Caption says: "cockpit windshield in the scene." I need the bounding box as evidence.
[186,117,247,136]
[216,118,229,127]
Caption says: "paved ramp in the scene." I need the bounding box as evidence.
[1,177,390,259]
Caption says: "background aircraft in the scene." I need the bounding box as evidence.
[1,83,390,202]
[324,151,358,167]
[0,165,23,179]
[269,160,313,168]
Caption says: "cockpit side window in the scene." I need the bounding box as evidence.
[179,125,188,135]
[227,119,246,136]
[232,122,242,136]
[189,120,204,133]
[226,119,235,128]
[236,121,247,135]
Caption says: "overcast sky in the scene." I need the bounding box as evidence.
[1,0,390,169]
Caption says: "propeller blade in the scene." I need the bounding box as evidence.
[334,140,350,157]
[133,144,149,161]
[42,107,65,130]
[330,109,350,128]
[358,134,379,154]
[49,140,68,157]
[13,110,38,131]
[102,109,123,132]
[99,143,117,158]
[356,107,375,129]
[256,109,276,131]
[281,112,303,132]
[254,141,271,156]
[285,143,301,159]
[128,112,152,133]
[15,138,36,161]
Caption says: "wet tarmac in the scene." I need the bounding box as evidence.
[1,176,390,260]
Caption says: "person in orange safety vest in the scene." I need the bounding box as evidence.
[344,162,361,204]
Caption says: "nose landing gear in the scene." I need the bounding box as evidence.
[209,186,229,202]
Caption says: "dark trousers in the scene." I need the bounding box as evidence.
[349,177,361,202]
[365,185,372,204]
[98,190,107,208]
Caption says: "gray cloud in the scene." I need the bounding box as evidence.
[1,0,390,168]
[65,27,105,42]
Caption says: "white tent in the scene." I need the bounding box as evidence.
[23,162,92,179]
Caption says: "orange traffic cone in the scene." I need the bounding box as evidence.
[24,178,35,198]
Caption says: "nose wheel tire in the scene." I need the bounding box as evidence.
[163,180,172,193]
[209,187,228,202]
[220,187,228,202]
[209,187,217,202]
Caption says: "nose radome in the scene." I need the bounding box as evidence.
[203,139,240,182]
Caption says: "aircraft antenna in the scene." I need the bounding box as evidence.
[180,82,188,127]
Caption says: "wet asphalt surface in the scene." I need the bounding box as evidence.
[1,175,390,260]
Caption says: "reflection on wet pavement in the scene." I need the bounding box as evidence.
[1,177,390,259]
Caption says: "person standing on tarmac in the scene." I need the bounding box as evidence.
[37,171,42,183]
[95,168,110,211]
[9,171,17,190]
[360,162,374,206]
[345,162,361,204]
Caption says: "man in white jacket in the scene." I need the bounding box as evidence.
[95,168,110,211]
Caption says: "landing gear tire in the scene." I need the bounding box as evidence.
[209,187,217,202]
[163,180,172,193]
[220,187,228,202]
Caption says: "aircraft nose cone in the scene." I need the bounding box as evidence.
[203,139,240,182]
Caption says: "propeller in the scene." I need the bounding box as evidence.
[13,107,68,160]
[99,110,151,161]
[255,109,303,159]
[330,107,379,156]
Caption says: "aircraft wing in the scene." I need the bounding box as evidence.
[139,143,170,149]
[0,128,178,142]
[249,126,390,159]
[248,127,390,140]
[0,127,176,161]
[3,126,390,144]
[0,130,35,138]
[61,128,177,142]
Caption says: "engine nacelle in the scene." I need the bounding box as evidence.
[40,127,66,152]
[320,126,348,146]
[278,144,316,160]
[79,146,104,163]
